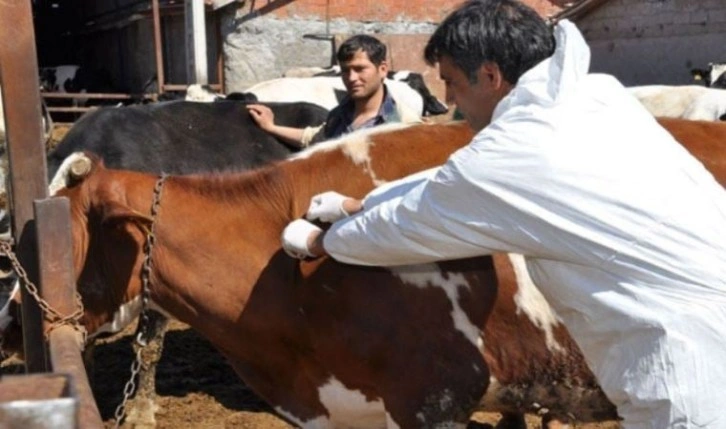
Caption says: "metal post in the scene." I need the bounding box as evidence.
[185,0,209,84]
[0,0,50,373]
[152,0,166,96]
[37,196,103,428]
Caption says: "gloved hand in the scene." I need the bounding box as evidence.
[306,191,351,223]
[281,219,323,259]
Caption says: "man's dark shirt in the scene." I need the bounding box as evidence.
[322,84,401,140]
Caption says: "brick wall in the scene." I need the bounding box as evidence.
[577,0,726,85]
[250,0,567,22]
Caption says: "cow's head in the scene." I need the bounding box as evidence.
[388,71,449,116]
[39,68,58,92]
[0,153,153,357]
[692,62,726,88]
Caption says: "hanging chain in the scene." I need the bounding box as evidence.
[113,174,167,429]
[0,241,86,343]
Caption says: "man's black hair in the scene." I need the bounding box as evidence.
[337,35,387,66]
[424,0,555,84]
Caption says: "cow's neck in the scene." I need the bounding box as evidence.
[121,122,474,356]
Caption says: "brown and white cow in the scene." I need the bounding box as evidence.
[3,118,725,427]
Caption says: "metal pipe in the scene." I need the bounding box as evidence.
[49,326,104,428]
[153,0,166,95]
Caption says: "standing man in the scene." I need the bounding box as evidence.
[247,35,421,149]
[281,1,726,427]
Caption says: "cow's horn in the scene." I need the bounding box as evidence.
[69,156,92,180]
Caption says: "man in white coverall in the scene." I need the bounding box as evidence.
[281,1,726,427]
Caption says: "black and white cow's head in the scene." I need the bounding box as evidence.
[387,71,449,116]
[692,62,726,89]
[39,65,81,93]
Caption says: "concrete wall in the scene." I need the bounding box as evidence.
[577,0,726,86]
[217,1,460,93]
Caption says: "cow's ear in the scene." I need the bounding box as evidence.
[101,201,153,233]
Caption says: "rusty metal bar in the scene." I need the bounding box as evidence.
[34,199,77,336]
[0,0,50,373]
[48,327,103,428]
[41,92,148,100]
[153,0,166,95]
[46,107,97,113]
[163,83,222,91]
[35,192,104,428]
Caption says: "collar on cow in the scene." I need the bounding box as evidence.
[136,173,168,346]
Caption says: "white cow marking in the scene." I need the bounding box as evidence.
[508,253,564,353]
[288,122,413,186]
[275,376,394,429]
[391,264,480,346]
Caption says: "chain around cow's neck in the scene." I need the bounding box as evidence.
[138,173,168,345]
[114,173,168,428]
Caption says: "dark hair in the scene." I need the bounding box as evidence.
[424,0,555,84]
[337,35,387,66]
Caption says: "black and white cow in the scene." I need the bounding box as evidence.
[282,66,448,116]
[386,70,449,116]
[691,62,726,89]
[628,85,726,121]
[246,73,448,117]
[39,65,81,93]
[38,65,116,107]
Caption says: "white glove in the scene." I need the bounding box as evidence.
[281,219,323,259]
[306,191,351,223]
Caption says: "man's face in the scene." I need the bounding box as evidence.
[439,55,511,132]
[340,50,388,100]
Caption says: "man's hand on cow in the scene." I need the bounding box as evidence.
[281,219,326,259]
[306,191,363,223]
[246,104,276,132]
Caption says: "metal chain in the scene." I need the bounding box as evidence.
[0,240,86,343]
[113,174,167,429]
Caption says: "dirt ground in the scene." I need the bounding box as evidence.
[2,318,620,429]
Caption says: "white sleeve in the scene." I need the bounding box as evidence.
[323,144,523,266]
[362,167,439,209]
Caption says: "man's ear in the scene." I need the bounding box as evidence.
[478,62,506,89]
[379,60,389,77]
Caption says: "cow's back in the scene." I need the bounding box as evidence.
[46,100,329,179]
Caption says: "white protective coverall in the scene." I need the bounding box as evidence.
[322,20,726,428]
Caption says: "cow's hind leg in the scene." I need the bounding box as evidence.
[382,360,489,428]
[124,310,169,428]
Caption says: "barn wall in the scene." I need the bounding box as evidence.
[34,1,221,94]
[577,0,726,86]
